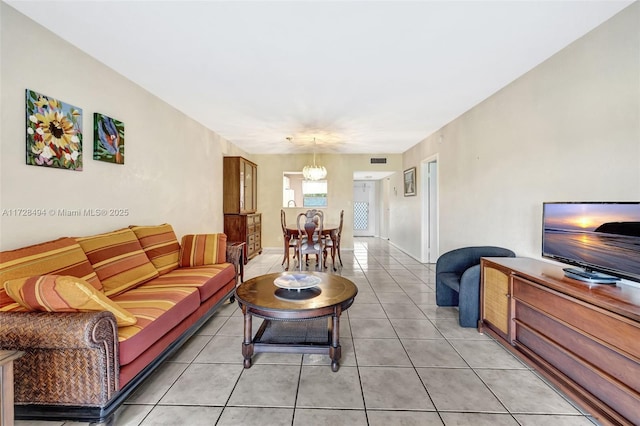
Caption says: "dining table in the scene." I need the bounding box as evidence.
[284,224,339,270]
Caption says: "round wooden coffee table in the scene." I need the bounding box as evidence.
[235,272,357,372]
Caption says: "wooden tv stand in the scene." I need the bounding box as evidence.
[480,257,640,426]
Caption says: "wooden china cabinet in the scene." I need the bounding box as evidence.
[223,156,261,263]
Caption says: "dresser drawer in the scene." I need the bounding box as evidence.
[515,299,640,390]
[247,213,260,234]
[513,277,640,425]
[513,277,640,358]
[515,309,640,424]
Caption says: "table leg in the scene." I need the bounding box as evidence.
[1,364,14,426]
[242,309,253,368]
[329,307,342,372]
[1,353,20,426]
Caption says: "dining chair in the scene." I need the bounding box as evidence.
[304,209,322,224]
[296,210,324,271]
[281,210,297,270]
[324,209,344,271]
[304,209,323,263]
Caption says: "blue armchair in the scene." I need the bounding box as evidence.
[436,246,515,327]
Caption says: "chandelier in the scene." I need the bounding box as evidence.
[302,138,327,180]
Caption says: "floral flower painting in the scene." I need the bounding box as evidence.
[25,89,83,171]
[93,113,124,164]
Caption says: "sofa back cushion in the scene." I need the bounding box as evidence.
[76,228,159,297]
[4,275,137,327]
[0,237,103,310]
[130,224,180,275]
[179,233,227,267]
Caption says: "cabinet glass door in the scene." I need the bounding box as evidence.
[243,160,255,213]
[239,166,245,211]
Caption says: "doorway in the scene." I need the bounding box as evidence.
[353,181,376,237]
[421,157,438,263]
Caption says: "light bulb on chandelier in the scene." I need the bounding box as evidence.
[302,138,327,180]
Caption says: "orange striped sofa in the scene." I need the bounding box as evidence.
[0,224,240,423]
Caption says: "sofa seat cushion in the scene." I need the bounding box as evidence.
[76,228,159,297]
[141,264,235,302]
[112,286,200,365]
[130,224,180,276]
[0,237,103,310]
[4,275,137,327]
[438,272,462,292]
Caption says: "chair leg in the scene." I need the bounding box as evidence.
[337,246,343,266]
[282,239,289,267]
[331,245,337,271]
[326,246,335,271]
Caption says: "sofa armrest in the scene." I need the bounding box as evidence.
[460,264,481,290]
[458,264,482,327]
[0,311,119,406]
[226,242,245,285]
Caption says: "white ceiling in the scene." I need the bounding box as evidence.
[5,0,633,155]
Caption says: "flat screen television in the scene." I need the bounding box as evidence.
[542,202,640,284]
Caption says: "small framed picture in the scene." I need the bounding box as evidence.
[25,89,83,171]
[94,113,124,164]
[404,167,416,196]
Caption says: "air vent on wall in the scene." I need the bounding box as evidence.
[370,157,387,164]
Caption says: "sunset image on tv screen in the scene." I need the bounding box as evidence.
[543,203,640,278]
[544,203,640,232]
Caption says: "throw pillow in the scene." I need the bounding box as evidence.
[179,233,227,267]
[76,228,159,297]
[4,275,137,327]
[0,237,104,311]
[130,224,180,275]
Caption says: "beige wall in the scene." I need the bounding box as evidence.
[0,4,246,250]
[3,1,638,267]
[253,153,401,250]
[393,2,640,260]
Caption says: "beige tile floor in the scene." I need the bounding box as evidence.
[16,237,598,426]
